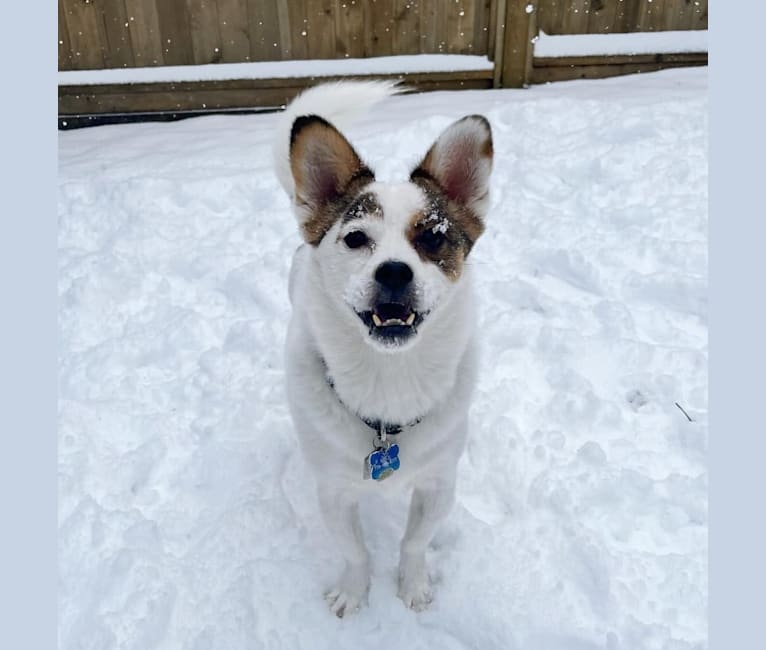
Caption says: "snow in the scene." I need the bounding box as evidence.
[59,68,708,649]
[58,54,493,86]
[534,29,708,58]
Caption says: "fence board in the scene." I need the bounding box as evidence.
[187,0,222,64]
[473,0,491,55]
[538,0,566,34]
[450,0,476,54]
[124,0,164,66]
[287,0,309,59]
[155,1,194,65]
[368,0,395,56]
[306,0,336,59]
[691,0,707,30]
[418,0,438,52]
[587,0,619,33]
[246,0,283,61]
[393,0,421,55]
[61,0,105,70]
[99,1,135,68]
[216,0,252,62]
[487,0,497,59]
[59,0,72,70]
[335,0,365,58]
[59,68,494,115]
[561,1,590,34]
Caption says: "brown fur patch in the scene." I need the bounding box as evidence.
[407,176,485,280]
[290,116,375,246]
[300,173,375,246]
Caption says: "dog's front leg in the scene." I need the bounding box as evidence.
[398,475,456,611]
[318,486,370,617]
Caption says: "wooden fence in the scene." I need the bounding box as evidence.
[59,1,708,116]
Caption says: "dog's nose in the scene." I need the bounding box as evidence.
[375,260,414,292]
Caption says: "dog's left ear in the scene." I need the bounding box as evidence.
[411,115,493,219]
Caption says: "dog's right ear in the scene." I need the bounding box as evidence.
[290,116,373,244]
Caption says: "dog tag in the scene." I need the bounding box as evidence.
[363,443,400,481]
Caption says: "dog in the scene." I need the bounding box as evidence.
[273,81,493,616]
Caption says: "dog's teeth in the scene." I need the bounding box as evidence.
[405,313,416,326]
[372,313,382,327]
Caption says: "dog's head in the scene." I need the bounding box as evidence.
[289,114,492,352]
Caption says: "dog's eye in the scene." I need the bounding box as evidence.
[343,230,369,249]
[417,230,446,253]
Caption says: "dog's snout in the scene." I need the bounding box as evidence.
[375,260,414,292]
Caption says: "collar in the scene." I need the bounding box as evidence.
[320,357,424,434]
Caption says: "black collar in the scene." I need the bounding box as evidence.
[320,357,424,434]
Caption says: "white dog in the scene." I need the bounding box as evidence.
[273,81,493,616]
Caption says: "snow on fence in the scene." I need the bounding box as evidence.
[58,0,708,116]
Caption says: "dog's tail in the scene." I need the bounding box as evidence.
[272,80,401,199]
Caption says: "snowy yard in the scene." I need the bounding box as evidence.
[58,68,708,650]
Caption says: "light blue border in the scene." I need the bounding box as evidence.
[0,3,57,648]
[710,1,765,647]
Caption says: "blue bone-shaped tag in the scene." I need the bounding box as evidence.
[365,444,400,481]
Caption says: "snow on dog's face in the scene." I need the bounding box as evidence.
[290,114,492,351]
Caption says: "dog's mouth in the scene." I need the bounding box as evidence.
[357,303,425,344]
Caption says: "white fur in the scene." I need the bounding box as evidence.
[278,82,490,616]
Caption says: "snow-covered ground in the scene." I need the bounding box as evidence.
[58,68,708,650]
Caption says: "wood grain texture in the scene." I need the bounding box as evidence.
[59,0,72,70]
[124,0,165,66]
[305,0,336,58]
[187,0,222,64]
[99,0,135,69]
[216,0,252,62]
[334,0,365,58]
[155,1,194,65]
[61,0,106,70]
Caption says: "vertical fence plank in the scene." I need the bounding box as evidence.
[499,0,536,87]
[99,0,135,68]
[306,0,337,58]
[61,0,106,70]
[418,0,438,52]
[335,0,365,58]
[274,0,293,58]
[393,0,421,56]
[187,0,222,64]
[124,0,164,66]
[492,0,507,85]
[537,0,566,34]
[59,0,72,70]
[487,0,497,59]
[561,0,590,34]
[587,0,619,33]
[691,0,707,29]
[287,0,309,59]
[216,0,252,62]
[449,0,476,53]
[155,1,194,65]
[473,0,491,55]
[665,0,697,30]
[246,0,282,61]
[367,0,394,56]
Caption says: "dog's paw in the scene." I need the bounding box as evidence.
[324,563,369,618]
[397,574,433,612]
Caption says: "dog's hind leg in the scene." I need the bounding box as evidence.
[318,486,370,617]
[398,474,457,611]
